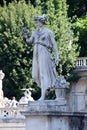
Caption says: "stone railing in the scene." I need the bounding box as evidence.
[76,57,87,69]
[0,106,25,118]
[0,105,26,130]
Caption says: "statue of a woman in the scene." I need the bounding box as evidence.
[23,14,59,100]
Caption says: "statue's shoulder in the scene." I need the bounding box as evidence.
[44,28,53,34]
[32,30,37,35]
[33,29,38,33]
[31,30,38,37]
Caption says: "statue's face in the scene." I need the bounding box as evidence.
[36,20,43,28]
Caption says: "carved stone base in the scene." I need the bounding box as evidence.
[22,100,69,130]
[26,100,68,112]
[22,101,87,130]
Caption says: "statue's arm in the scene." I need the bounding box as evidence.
[23,33,34,45]
[26,35,34,44]
[49,31,59,65]
[22,27,34,45]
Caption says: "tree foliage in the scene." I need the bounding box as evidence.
[67,0,87,17]
[40,0,79,78]
[0,0,40,100]
[73,15,87,56]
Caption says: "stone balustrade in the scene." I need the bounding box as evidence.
[0,106,25,130]
[0,106,25,118]
[76,57,87,67]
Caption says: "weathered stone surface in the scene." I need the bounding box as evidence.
[25,115,69,130]
[23,100,69,130]
[26,100,68,113]
[69,68,87,112]
[23,101,87,130]
[0,118,25,130]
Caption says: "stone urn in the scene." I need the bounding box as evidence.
[55,76,69,100]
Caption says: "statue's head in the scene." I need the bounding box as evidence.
[34,14,47,25]
[24,89,31,96]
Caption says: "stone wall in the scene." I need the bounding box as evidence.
[0,118,25,130]
[69,67,87,112]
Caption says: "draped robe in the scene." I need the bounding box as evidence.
[28,27,59,90]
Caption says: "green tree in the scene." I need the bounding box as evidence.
[67,0,87,17]
[0,0,40,100]
[41,0,79,78]
[73,15,87,56]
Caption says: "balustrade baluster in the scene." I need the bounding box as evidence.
[76,57,87,68]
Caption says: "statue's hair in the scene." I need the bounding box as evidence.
[34,14,47,24]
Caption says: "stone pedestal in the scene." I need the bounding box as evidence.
[22,101,87,130]
[23,100,69,130]
[22,76,70,130]
[25,114,69,130]
[22,62,87,130]
[27,100,68,112]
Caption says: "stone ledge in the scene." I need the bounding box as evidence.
[22,100,87,117]
[0,117,25,122]
[26,100,68,112]
[74,66,87,72]
[22,111,87,117]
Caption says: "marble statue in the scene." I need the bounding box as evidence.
[22,14,59,100]
[19,89,34,104]
[0,70,5,100]
[0,70,12,108]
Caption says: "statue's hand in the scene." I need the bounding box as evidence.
[22,27,28,35]
[22,27,28,42]
[23,34,28,42]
